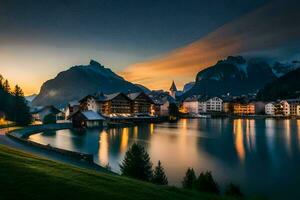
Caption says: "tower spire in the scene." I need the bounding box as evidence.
[169,80,177,98]
[170,80,177,92]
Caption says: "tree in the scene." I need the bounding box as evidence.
[195,171,220,194]
[120,143,153,182]
[182,168,197,189]
[152,160,168,185]
[12,85,32,125]
[224,183,244,198]
[3,79,11,93]
[43,113,57,124]
[0,74,3,89]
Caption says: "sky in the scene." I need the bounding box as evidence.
[1,0,299,95]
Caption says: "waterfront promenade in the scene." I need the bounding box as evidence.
[0,125,110,173]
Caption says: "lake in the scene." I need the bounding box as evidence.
[29,118,300,199]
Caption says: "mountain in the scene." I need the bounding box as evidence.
[32,60,144,107]
[182,56,299,98]
[257,67,300,101]
[135,84,151,94]
[25,94,37,102]
[183,82,195,93]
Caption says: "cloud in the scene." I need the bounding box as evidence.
[121,0,300,90]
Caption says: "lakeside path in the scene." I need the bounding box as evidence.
[0,125,110,174]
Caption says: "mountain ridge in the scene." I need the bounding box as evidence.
[182,56,299,99]
[32,60,145,107]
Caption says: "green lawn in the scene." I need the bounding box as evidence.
[0,145,261,200]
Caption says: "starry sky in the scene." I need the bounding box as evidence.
[1,0,299,94]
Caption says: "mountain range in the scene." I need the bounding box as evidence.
[257,67,300,101]
[32,60,144,107]
[182,56,300,98]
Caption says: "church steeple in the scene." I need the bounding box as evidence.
[169,80,177,98]
[170,80,177,92]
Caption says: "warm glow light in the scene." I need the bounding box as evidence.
[245,120,256,152]
[0,118,6,125]
[120,128,129,153]
[99,131,109,165]
[233,119,245,163]
[150,123,154,135]
[133,126,138,138]
[284,120,291,156]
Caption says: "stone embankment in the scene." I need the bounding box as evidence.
[6,123,94,163]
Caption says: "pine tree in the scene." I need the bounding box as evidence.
[182,168,197,189]
[0,74,3,89]
[120,143,153,182]
[195,171,220,194]
[12,85,32,125]
[3,79,11,93]
[152,160,168,185]
[224,183,243,198]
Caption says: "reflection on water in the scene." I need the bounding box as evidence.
[233,119,245,163]
[29,119,300,199]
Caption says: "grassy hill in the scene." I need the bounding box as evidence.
[0,145,261,200]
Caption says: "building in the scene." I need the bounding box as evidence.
[287,99,300,116]
[169,80,177,99]
[127,92,154,115]
[265,103,275,115]
[101,93,132,116]
[65,101,80,119]
[30,106,63,122]
[69,110,106,128]
[148,90,177,116]
[233,103,255,115]
[290,104,297,116]
[80,92,136,117]
[205,97,223,112]
[223,102,231,113]
[275,100,290,116]
[197,97,223,113]
[254,101,266,114]
[182,96,199,114]
[79,95,100,113]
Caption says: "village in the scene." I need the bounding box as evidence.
[29,81,300,128]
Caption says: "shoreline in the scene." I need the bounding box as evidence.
[5,124,114,174]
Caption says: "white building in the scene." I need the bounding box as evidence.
[275,100,290,116]
[205,97,223,112]
[198,97,223,113]
[265,103,275,115]
[281,100,290,116]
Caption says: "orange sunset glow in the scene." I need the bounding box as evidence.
[121,0,300,90]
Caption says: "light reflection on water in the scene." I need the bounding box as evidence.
[29,119,300,199]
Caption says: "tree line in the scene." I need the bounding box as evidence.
[0,74,32,126]
[120,143,243,198]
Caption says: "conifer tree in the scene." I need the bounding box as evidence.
[152,160,168,185]
[195,171,220,194]
[12,85,32,125]
[182,168,197,189]
[224,183,243,198]
[120,143,153,182]
[3,79,11,93]
[120,143,152,181]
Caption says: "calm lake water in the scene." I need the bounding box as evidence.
[29,119,300,199]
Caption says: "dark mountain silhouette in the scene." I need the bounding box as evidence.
[32,60,145,107]
[182,56,299,99]
[257,67,300,101]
